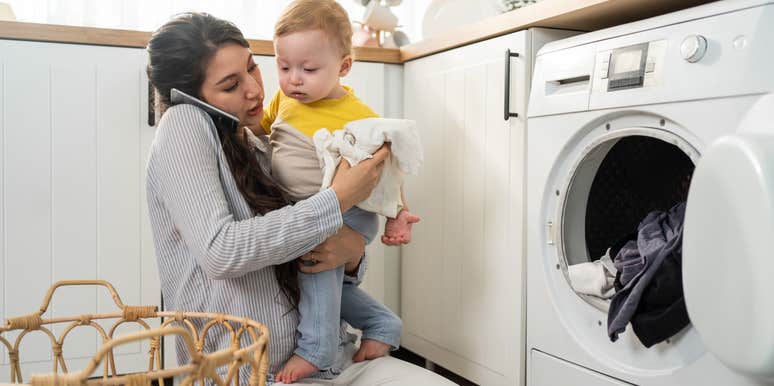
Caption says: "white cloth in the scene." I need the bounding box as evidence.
[276,342,456,385]
[568,249,618,299]
[313,118,422,218]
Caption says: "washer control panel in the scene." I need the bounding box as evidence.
[594,40,666,92]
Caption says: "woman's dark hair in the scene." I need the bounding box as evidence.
[146,12,300,310]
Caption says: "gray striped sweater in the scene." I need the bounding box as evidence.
[145,104,355,375]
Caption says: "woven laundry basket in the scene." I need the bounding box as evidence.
[0,280,269,386]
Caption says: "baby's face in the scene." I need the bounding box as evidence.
[274,29,349,103]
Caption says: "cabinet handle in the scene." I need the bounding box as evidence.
[148,81,156,127]
[504,49,520,121]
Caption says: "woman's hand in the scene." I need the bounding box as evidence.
[330,145,390,213]
[299,226,365,274]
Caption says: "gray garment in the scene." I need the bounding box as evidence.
[607,202,686,342]
[145,104,367,377]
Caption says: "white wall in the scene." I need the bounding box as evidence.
[4,0,434,44]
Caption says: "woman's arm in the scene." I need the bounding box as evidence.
[147,105,343,279]
[297,225,365,274]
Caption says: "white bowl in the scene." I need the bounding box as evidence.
[422,0,502,39]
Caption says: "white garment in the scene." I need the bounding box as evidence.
[313,118,423,218]
[277,342,456,386]
[568,249,618,299]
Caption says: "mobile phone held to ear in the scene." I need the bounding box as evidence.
[170,88,240,131]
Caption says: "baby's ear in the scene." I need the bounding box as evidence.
[339,54,353,77]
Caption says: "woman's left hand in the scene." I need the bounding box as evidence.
[299,225,365,274]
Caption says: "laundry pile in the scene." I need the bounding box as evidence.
[568,249,617,299]
[569,202,690,347]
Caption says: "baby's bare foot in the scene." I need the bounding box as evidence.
[382,209,420,245]
[352,339,391,362]
[275,355,318,384]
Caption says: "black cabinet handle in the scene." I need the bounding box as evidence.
[148,81,156,126]
[504,49,520,121]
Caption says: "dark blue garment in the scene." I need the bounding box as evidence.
[607,202,686,342]
[631,247,689,347]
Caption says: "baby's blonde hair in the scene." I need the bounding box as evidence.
[275,0,353,58]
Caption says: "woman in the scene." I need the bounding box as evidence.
[145,12,453,385]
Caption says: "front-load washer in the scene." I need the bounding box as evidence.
[526,1,774,385]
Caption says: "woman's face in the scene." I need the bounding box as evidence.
[200,42,264,132]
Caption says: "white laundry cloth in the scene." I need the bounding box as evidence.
[568,249,618,299]
[313,117,422,218]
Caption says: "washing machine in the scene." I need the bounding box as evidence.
[526,1,774,385]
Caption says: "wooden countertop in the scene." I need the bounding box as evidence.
[0,0,717,64]
[0,20,402,63]
[400,0,716,61]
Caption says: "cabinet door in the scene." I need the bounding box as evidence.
[0,40,159,381]
[402,30,528,385]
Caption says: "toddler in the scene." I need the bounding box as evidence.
[260,0,420,383]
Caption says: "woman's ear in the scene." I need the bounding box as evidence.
[339,54,353,77]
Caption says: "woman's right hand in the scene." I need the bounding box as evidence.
[330,145,390,213]
[298,225,365,274]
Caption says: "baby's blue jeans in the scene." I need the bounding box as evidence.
[295,207,402,370]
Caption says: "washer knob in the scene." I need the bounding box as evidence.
[681,34,708,63]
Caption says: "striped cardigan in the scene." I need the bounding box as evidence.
[145,104,358,376]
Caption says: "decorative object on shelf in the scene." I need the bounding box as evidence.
[499,0,540,12]
[352,0,409,48]
[352,22,380,47]
[422,0,502,39]
[0,2,15,21]
[363,0,399,32]
[353,0,402,7]
[381,30,410,48]
[0,280,271,386]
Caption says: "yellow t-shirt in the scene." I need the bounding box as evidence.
[260,85,378,137]
[260,86,379,201]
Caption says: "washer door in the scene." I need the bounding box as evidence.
[684,95,774,380]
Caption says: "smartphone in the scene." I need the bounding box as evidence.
[170,88,240,131]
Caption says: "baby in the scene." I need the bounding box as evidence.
[259,0,420,383]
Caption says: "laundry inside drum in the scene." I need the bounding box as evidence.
[560,134,696,346]
[585,136,694,260]
[561,135,694,300]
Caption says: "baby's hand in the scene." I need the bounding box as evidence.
[382,209,420,245]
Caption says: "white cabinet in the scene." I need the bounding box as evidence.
[0,40,159,381]
[401,29,576,385]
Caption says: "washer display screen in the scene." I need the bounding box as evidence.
[612,50,643,74]
[607,43,649,91]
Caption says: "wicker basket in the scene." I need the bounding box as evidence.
[0,280,269,386]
